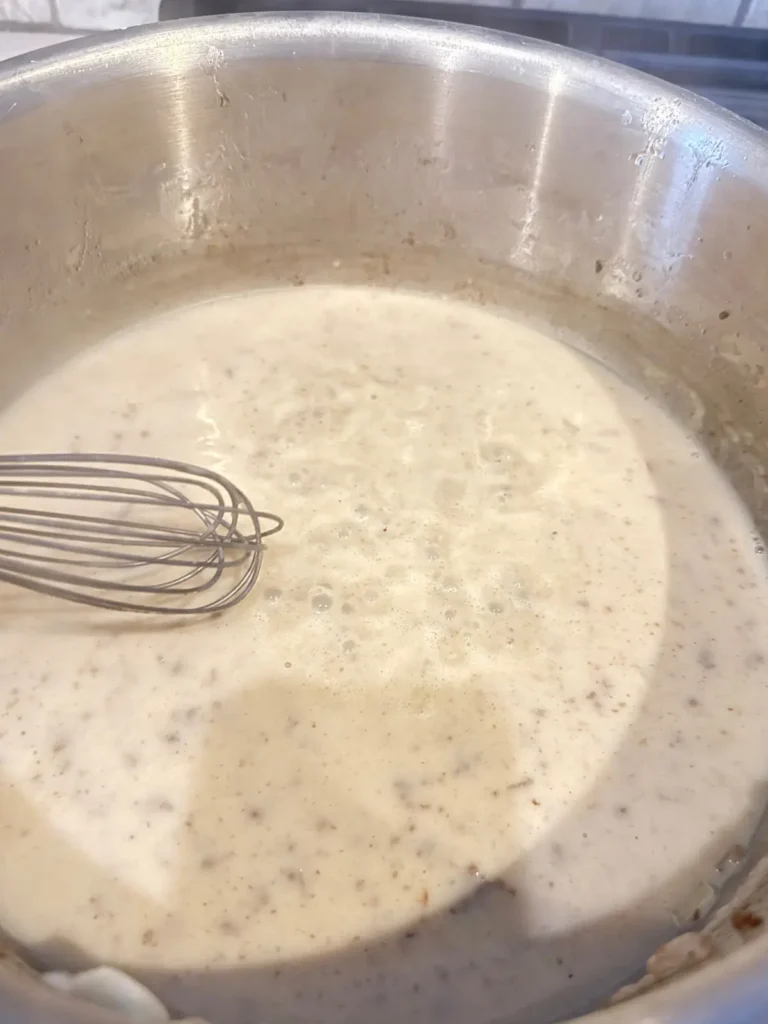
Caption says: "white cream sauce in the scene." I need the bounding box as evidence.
[0,285,766,1023]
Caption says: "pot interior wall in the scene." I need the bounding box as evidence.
[1,29,767,529]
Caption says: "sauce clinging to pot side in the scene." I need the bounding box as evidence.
[0,285,767,1023]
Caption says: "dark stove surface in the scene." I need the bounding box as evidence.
[160,0,768,130]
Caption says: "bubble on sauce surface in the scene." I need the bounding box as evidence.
[311,593,333,613]
[0,285,767,1024]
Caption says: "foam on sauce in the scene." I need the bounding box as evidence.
[0,285,767,1023]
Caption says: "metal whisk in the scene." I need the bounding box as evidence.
[0,453,283,614]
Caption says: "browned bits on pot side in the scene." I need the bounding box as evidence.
[731,907,764,932]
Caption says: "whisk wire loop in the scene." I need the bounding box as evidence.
[0,453,283,614]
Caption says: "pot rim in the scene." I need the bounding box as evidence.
[0,11,765,150]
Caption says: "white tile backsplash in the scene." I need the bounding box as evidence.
[53,0,159,28]
[1,0,53,21]
[744,0,768,26]
[0,0,158,27]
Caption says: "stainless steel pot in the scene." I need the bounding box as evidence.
[1,11,767,1024]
